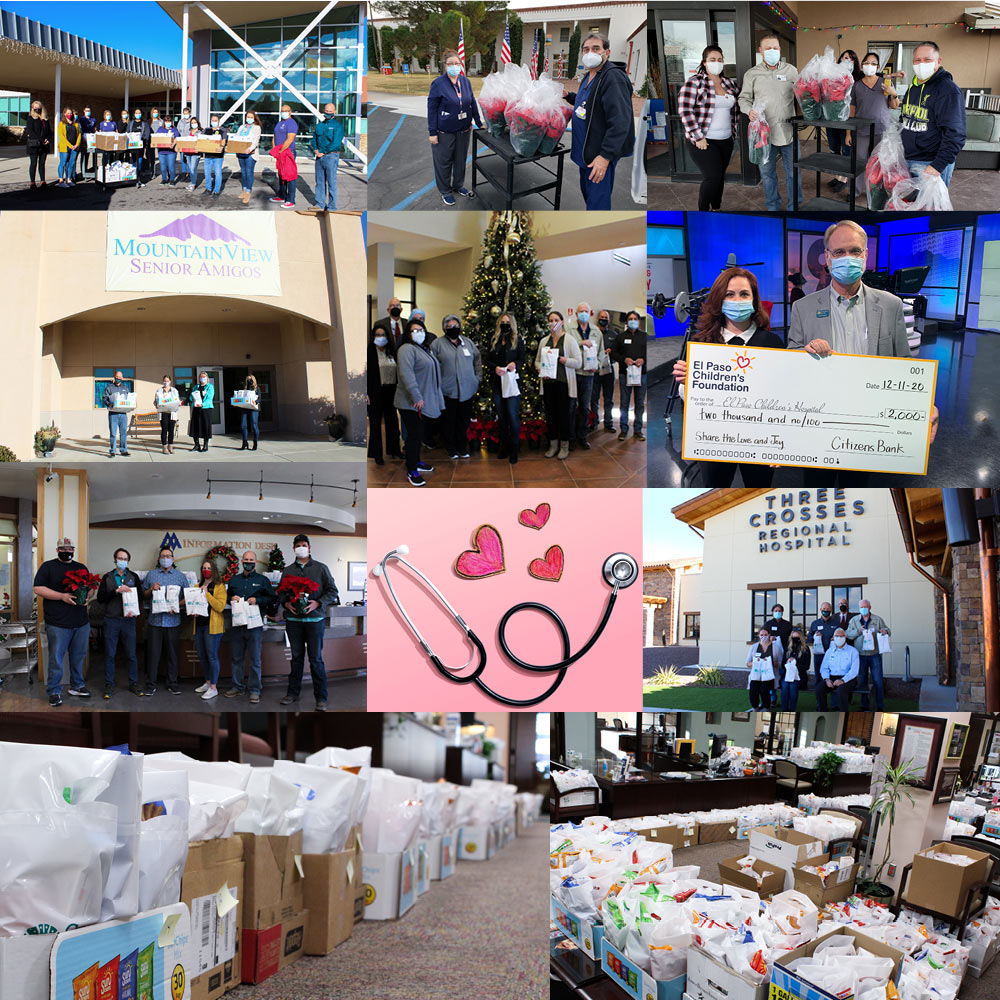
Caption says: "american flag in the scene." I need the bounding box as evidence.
[500,18,511,65]
[458,20,466,75]
[529,30,538,80]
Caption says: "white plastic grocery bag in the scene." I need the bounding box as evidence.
[184,586,209,616]
[273,759,363,854]
[138,813,189,910]
[627,364,642,386]
[501,369,520,398]
[363,768,424,853]
[187,780,249,841]
[245,603,264,630]
[122,588,140,617]
[304,745,373,820]
[878,632,892,654]
[231,597,248,627]
[582,343,599,371]
[234,769,306,837]
[540,347,559,379]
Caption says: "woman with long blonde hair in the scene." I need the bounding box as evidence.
[486,312,525,464]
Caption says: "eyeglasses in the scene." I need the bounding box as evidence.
[827,248,866,259]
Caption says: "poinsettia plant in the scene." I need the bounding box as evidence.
[63,569,102,605]
[508,102,547,157]
[278,575,320,615]
[793,77,822,121]
[821,74,853,121]
[479,97,508,137]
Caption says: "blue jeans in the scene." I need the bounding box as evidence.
[493,391,521,454]
[278,176,296,204]
[195,622,222,685]
[58,149,78,181]
[186,154,201,185]
[45,622,89,695]
[285,619,327,700]
[592,371,614,428]
[578,158,616,210]
[619,372,646,434]
[238,154,256,192]
[906,160,956,188]
[109,411,128,454]
[314,153,339,209]
[858,653,885,710]
[573,374,595,440]
[204,157,223,193]
[760,141,804,210]
[229,625,263,693]
[781,680,799,711]
[158,151,177,182]
[241,409,259,443]
[103,615,138,689]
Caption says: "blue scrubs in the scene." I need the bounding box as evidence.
[571,72,616,210]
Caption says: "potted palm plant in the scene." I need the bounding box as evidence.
[855,758,922,902]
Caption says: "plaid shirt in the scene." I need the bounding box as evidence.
[677,70,741,143]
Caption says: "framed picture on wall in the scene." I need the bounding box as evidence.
[347,561,367,592]
[880,713,899,737]
[731,712,751,722]
[891,714,946,790]
[935,767,961,804]
[946,722,969,760]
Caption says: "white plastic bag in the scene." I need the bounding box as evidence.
[273,759,363,854]
[582,342,599,371]
[184,586,209,616]
[151,584,181,615]
[246,603,263,630]
[187,780,249,841]
[231,597,248,627]
[234,768,306,837]
[303,746,373,822]
[121,588,140,617]
[539,346,559,380]
[501,369,520,398]
[138,814,189,910]
[888,171,953,211]
[627,364,642,386]
[144,753,252,792]
[363,768,424,853]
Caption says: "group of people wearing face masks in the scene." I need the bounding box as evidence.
[744,598,893,712]
[31,535,338,709]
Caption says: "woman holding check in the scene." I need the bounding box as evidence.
[427,49,482,207]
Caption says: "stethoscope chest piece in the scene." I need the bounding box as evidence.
[603,553,639,589]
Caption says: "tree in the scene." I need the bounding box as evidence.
[380,26,396,68]
[568,22,581,77]
[507,11,523,65]
[461,212,552,425]
[441,10,471,57]
[368,23,380,69]
[394,24,416,67]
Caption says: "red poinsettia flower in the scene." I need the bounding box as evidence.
[63,569,102,592]
[277,575,321,600]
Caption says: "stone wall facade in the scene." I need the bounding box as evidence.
[643,564,674,646]
[952,543,989,709]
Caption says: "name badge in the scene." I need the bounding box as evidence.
[817,309,830,318]
[458,111,468,120]
[462,347,471,356]
[623,338,632,345]
[575,105,587,120]
[776,74,787,81]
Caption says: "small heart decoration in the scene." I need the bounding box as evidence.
[454,525,506,579]
[518,503,551,530]
[528,545,564,582]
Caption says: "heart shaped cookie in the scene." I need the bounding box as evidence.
[454,525,506,579]
[518,503,551,530]
[528,545,564,582]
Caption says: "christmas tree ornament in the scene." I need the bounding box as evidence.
[491,306,501,315]
[491,279,499,292]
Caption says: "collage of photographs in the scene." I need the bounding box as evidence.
[0,2,999,1000]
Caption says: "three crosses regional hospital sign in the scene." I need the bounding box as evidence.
[106,212,281,297]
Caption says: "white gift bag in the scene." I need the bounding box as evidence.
[245,603,264,630]
[627,364,642,386]
[231,597,248,627]
[121,588,140,617]
[862,628,875,652]
[165,585,181,613]
[190,389,202,407]
[877,632,892,654]
[501,369,520,398]
[813,631,825,655]
[151,587,170,614]
[183,586,209,617]
[540,347,559,379]
[582,343,598,371]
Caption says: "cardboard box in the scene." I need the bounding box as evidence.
[438,831,456,879]
[459,824,496,861]
[688,944,769,1000]
[426,834,443,880]
[348,825,365,923]
[240,909,307,985]
[415,839,430,895]
[95,132,126,151]
[699,821,739,844]
[490,820,503,854]
[0,934,53,1000]
[196,137,224,154]
[180,836,244,1000]
[792,854,859,908]
[904,841,992,919]
[718,856,785,899]
[551,896,604,960]
[601,937,686,1000]
[635,822,698,850]
[151,133,175,148]
[771,927,904,1000]
[362,848,416,921]
[175,137,198,154]
[227,139,254,154]
[301,850,357,955]
[749,827,825,890]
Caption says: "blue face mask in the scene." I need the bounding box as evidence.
[116,559,129,571]
[577,311,590,325]
[763,49,780,66]
[627,319,639,330]
[830,256,865,284]
[447,65,461,78]
[721,300,754,322]
[773,610,783,620]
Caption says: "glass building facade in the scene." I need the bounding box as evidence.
[0,93,30,128]
[209,5,363,160]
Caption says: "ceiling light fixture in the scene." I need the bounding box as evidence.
[200,472,360,508]
[205,471,212,500]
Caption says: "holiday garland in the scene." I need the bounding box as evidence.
[206,545,239,582]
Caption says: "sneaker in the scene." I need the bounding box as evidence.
[195,682,209,694]
[128,682,143,697]
[448,452,460,460]
[634,431,646,441]
[109,452,115,458]
[144,683,156,696]
[577,440,591,450]
[281,201,295,208]
[201,686,218,701]
[441,193,456,206]
[456,187,475,199]
[136,181,144,188]
[187,184,195,192]
[316,699,328,712]
[416,462,434,474]
[120,450,130,457]
[618,431,628,441]
[203,187,212,195]
[223,688,243,698]
[458,452,470,459]
[269,196,284,203]
[407,472,426,487]
[249,691,260,704]
[166,683,181,696]
[68,687,92,698]
[104,688,113,701]
[279,694,298,705]
[49,692,63,707]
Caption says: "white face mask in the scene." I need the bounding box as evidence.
[914,60,937,81]
[410,329,426,345]
[374,335,388,347]
[159,557,173,568]
[705,61,725,76]
[862,64,878,77]
[581,51,603,70]
[294,546,309,560]
[834,635,847,648]
[763,49,780,66]
[246,115,254,123]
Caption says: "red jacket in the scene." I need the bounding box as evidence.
[270,145,298,181]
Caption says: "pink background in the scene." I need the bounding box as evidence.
[367,488,643,711]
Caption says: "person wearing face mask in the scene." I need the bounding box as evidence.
[143,547,189,696]
[234,110,263,205]
[899,41,965,188]
[563,33,636,210]
[224,550,276,704]
[154,374,180,454]
[56,107,81,188]
[96,548,143,700]
[103,370,132,458]
[78,105,97,177]
[781,630,811,710]
[184,116,203,191]
[816,628,860,711]
[591,309,618,433]
[763,605,790,702]
[269,104,299,208]
[177,107,194,182]
[278,534,338,710]
[154,115,180,186]
[738,35,803,211]
[536,310,583,460]
[310,102,345,212]
[239,374,261,451]
[568,302,603,449]
[611,309,647,441]
[672,267,784,487]
[24,100,51,191]
[127,108,151,187]
[746,630,778,711]
[378,297,407,346]
[431,315,482,460]
[368,321,403,466]
[808,602,837,689]
[427,49,482,206]
[202,114,228,199]
[846,600,891,710]
[190,371,215,452]
[32,537,96,706]
[845,53,901,199]
[192,559,228,702]
[678,46,741,211]
[98,110,117,134]
[834,599,851,630]
[395,319,445,486]
[486,313,526,465]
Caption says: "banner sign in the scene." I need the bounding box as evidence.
[106,212,281,296]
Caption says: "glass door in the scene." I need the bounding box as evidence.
[223,366,275,433]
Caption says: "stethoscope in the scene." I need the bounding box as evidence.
[372,546,639,707]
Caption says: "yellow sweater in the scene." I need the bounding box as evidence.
[189,581,227,635]
[57,120,81,153]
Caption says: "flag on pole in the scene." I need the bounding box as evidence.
[529,29,538,80]
[458,20,466,75]
[500,17,511,65]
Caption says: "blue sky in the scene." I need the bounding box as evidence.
[643,489,705,563]
[3,2,185,67]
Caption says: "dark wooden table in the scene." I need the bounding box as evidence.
[594,771,777,819]
[472,128,568,209]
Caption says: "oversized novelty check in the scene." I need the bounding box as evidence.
[682,344,938,475]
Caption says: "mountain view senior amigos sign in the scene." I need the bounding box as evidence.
[106,212,281,296]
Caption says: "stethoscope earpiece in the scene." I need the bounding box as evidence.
[603,552,639,589]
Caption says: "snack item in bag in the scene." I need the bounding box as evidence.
[137,942,155,1000]
[119,948,139,1000]
[98,956,121,1000]
[74,963,99,1000]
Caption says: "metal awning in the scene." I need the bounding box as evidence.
[962,5,1000,30]
[156,1,330,31]
[891,488,952,575]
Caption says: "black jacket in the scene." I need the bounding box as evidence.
[565,59,636,164]
[368,339,398,394]
[376,315,408,346]
[764,617,792,648]
[485,336,526,392]
[127,119,152,143]
[97,568,143,620]
[610,327,647,365]
[783,644,812,685]
[25,116,52,149]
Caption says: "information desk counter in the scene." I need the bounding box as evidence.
[594,770,777,820]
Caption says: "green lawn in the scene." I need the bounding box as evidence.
[642,687,921,712]
[370,75,487,96]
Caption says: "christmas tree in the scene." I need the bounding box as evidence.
[461,212,552,423]
[267,543,285,573]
